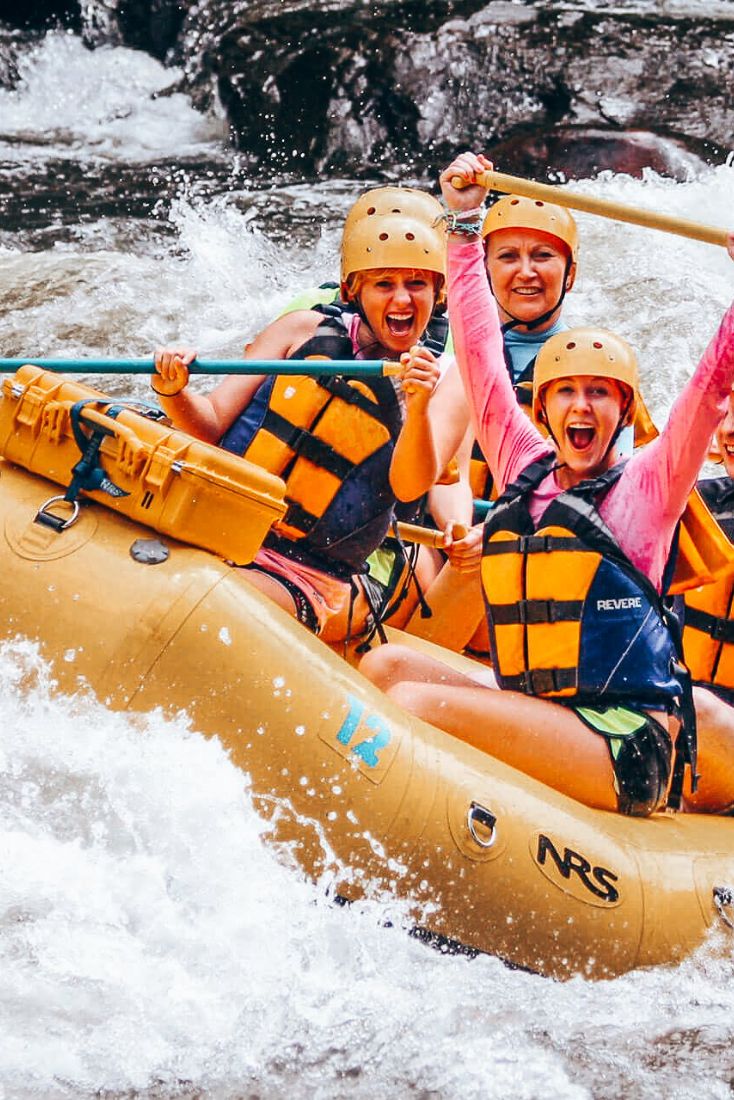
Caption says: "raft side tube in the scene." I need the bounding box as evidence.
[1,444,733,979]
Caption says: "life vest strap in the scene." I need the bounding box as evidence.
[684,604,734,644]
[261,409,354,480]
[318,376,385,419]
[502,667,578,695]
[489,598,584,626]
[281,499,321,536]
[484,533,585,556]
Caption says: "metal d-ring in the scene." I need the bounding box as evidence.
[467,801,497,849]
[713,886,734,930]
[34,495,81,532]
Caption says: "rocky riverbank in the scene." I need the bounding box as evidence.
[1,0,732,179]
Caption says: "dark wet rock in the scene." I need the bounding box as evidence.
[81,0,191,58]
[6,0,734,179]
[166,0,734,177]
[489,127,717,183]
[0,25,39,89]
[0,155,246,239]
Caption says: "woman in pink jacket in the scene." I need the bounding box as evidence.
[361,151,734,816]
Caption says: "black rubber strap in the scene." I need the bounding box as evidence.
[685,605,734,644]
[490,599,584,626]
[502,667,578,695]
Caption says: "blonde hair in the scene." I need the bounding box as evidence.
[344,267,444,304]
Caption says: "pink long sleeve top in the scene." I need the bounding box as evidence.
[449,237,734,591]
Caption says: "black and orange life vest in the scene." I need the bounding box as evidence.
[481,454,686,709]
[683,477,734,702]
[219,303,404,574]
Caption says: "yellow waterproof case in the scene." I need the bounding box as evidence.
[0,366,286,563]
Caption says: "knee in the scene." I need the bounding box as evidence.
[384,679,432,721]
[359,643,412,690]
[693,686,731,732]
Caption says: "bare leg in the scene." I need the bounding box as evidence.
[683,687,734,812]
[386,678,619,811]
[466,615,490,656]
[241,568,298,616]
[360,642,498,691]
[240,567,372,644]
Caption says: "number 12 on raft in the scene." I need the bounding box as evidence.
[323,694,398,783]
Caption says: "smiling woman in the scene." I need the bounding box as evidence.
[360,150,734,818]
[533,328,636,485]
[149,186,450,643]
[483,195,577,337]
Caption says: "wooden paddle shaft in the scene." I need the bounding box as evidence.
[396,521,469,549]
[452,169,730,248]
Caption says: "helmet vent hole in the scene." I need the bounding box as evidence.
[593,341,603,349]
[566,341,576,350]
[510,199,519,205]
[535,201,544,207]
[405,232,415,241]
[366,207,376,215]
[392,207,401,213]
[378,232,389,241]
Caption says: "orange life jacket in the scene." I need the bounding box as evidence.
[219,305,403,574]
[683,478,734,699]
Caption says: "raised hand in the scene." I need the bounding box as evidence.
[439,151,493,213]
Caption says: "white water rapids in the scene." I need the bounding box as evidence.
[0,30,733,1100]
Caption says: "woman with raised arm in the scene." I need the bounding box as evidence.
[361,151,734,815]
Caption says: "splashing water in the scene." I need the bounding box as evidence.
[1,640,733,1098]
[0,32,225,161]
[0,24,734,1100]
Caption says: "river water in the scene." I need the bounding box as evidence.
[0,28,733,1100]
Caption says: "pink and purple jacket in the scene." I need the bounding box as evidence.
[449,238,734,591]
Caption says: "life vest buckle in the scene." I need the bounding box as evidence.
[523,668,578,695]
[516,598,567,625]
[710,617,734,643]
[520,534,553,554]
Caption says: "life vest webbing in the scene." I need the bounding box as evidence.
[422,310,450,358]
[483,533,586,556]
[317,376,388,419]
[685,604,734,645]
[501,668,579,695]
[490,598,584,625]
[280,499,321,535]
[259,408,354,481]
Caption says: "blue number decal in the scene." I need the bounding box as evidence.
[334,696,392,768]
[351,714,391,767]
[336,695,365,746]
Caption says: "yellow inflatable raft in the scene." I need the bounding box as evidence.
[0,366,732,981]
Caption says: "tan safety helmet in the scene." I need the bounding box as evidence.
[532,327,639,427]
[342,185,444,237]
[482,195,579,263]
[340,186,447,293]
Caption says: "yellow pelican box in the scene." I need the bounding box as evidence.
[0,365,286,563]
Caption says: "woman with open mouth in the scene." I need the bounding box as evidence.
[361,150,734,816]
[150,187,449,644]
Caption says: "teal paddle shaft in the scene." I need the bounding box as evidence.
[0,358,401,376]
